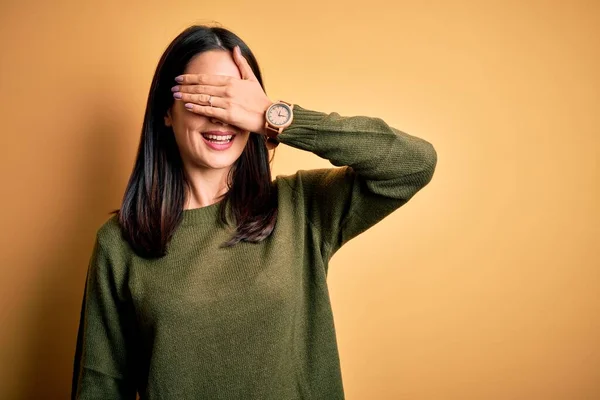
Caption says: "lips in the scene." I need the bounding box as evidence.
[201,131,236,150]
[202,133,233,141]
[202,130,236,137]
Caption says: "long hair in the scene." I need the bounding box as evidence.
[111,24,278,258]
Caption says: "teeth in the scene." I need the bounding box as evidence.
[204,134,232,141]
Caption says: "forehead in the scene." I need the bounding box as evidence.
[184,50,241,79]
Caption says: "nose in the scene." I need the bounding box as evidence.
[210,117,228,126]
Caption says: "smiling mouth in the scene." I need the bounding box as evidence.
[201,133,234,143]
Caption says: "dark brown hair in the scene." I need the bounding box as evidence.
[111,24,278,258]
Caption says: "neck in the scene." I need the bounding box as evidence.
[183,164,232,209]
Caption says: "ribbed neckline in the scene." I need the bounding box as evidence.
[180,177,281,227]
[181,198,224,225]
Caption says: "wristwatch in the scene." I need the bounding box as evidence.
[264,100,294,142]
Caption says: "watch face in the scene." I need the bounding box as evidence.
[267,103,292,126]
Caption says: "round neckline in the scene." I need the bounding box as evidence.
[179,178,278,226]
[181,199,225,225]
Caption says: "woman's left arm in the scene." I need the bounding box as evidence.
[172,46,437,195]
[172,47,437,260]
[274,104,437,261]
[275,104,437,199]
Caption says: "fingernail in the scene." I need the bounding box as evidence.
[173,92,182,99]
[175,76,183,82]
[235,46,241,55]
[171,85,180,92]
[184,103,193,109]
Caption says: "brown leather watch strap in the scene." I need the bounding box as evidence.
[265,123,281,139]
[266,137,280,148]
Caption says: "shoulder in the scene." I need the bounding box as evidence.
[274,166,354,195]
[88,213,132,291]
[94,213,130,256]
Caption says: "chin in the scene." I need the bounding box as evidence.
[198,159,235,170]
[200,153,243,170]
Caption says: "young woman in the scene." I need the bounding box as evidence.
[71,24,437,400]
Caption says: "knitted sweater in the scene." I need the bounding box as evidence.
[71,104,437,399]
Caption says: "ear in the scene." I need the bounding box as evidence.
[164,108,173,127]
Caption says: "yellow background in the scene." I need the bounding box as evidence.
[1,1,598,399]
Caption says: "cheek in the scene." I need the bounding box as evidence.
[236,134,252,150]
[172,111,210,136]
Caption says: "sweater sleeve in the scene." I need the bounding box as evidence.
[71,231,137,399]
[274,104,437,262]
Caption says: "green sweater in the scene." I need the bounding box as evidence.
[71,105,437,399]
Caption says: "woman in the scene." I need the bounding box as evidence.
[71,24,437,399]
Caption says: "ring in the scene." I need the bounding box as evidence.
[208,95,213,107]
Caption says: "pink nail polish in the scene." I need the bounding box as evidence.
[175,76,183,83]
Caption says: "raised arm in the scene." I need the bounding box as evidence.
[275,105,437,262]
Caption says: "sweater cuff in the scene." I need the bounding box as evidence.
[273,105,325,151]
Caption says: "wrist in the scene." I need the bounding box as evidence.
[258,99,274,136]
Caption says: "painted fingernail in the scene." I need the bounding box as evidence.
[184,103,193,109]
[171,85,180,92]
[173,92,182,99]
[175,76,183,82]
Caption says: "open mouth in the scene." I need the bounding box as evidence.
[201,133,234,143]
